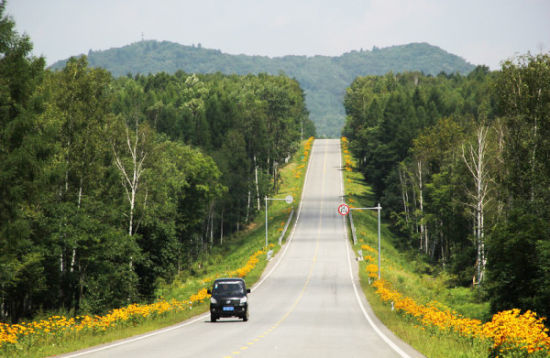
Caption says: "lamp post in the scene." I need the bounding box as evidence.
[265,195,293,251]
[350,203,382,280]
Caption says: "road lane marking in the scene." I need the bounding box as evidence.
[60,313,210,358]
[252,140,315,290]
[338,140,411,358]
[222,141,326,357]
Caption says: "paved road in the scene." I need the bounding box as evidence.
[62,139,423,358]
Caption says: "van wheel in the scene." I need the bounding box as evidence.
[211,314,217,322]
[243,310,249,322]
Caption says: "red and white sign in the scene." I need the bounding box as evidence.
[337,203,350,216]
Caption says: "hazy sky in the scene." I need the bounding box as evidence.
[6,0,550,69]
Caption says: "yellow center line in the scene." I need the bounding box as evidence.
[222,143,327,357]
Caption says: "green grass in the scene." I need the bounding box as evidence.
[4,140,311,358]
[343,152,491,358]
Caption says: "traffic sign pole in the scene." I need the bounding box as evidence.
[339,203,382,279]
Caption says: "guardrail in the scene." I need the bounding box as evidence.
[278,209,295,245]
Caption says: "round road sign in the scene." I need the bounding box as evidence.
[338,203,350,216]
[285,195,293,204]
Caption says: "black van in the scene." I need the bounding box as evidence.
[207,278,250,322]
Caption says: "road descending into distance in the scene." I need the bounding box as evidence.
[62,139,423,358]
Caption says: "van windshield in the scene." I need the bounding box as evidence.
[212,281,244,295]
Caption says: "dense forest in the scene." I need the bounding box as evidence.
[343,55,550,320]
[50,40,475,138]
[0,3,313,323]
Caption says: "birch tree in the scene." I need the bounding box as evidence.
[112,114,151,237]
[397,162,411,227]
[462,124,491,285]
[415,159,428,252]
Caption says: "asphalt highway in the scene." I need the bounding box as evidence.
[61,139,423,358]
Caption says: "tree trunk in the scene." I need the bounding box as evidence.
[112,118,148,273]
[409,168,419,241]
[220,209,224,245]
[462,125,490,286]
[245,189,251,223]
[273,161,279,193]
[398,164,410,226]
[417,160,427,253]
[113,122,147,238]
[530,113,538,202]
[254,154,261,210]
[71,182,83,273]
[210,209,214,246]
[204,207,211,248]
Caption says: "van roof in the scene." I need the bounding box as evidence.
[213,278,245,284]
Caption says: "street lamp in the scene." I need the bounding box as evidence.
[348,203,382,280]
[265,195,293,251]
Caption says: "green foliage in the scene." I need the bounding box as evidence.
[0,0,47,322]
[486,209,548,316]
[135,140,224,299]
[344,160,490,358]
[49,40,475,137]
[487,54,550,320]
[344,53,550,321]
[0,5,310,323]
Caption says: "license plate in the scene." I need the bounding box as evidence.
[223,306,234,312]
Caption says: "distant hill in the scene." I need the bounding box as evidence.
[50,41,476,137]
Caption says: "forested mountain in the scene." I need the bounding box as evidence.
[0,3,313,322]
[50,40,475,137]
[343,55,550,320]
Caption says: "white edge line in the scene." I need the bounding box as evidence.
[338,140,411,358]
[62,141,316,357]
[61,314,208,357]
